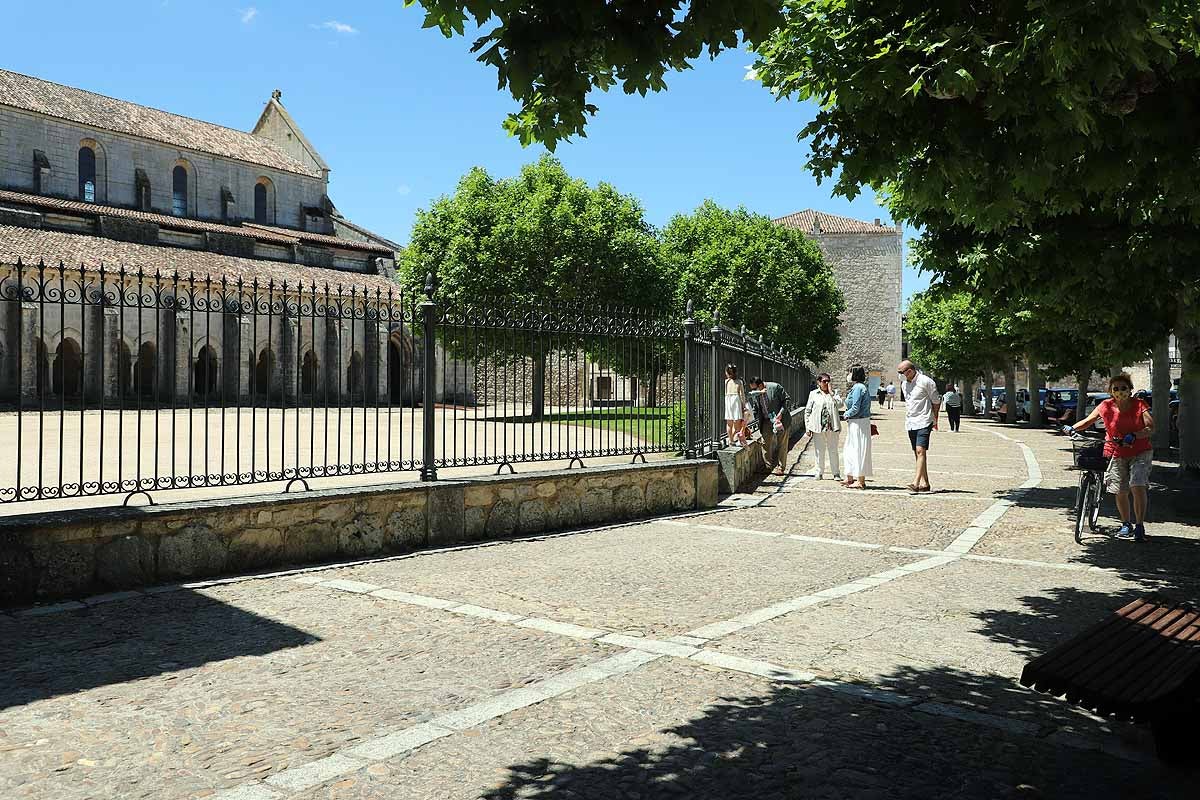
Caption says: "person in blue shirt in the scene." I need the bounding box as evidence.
[841,365,873,489]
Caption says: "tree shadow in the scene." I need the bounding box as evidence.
[0,589,317,710]
[480,663,1194,800]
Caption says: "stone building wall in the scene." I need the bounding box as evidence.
[0,107,325,229]
[809,231,903,390]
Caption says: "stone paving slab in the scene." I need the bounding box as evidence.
[0,579,620,800]
[289,656,1190,800]
[311,523,915,638]
[702,557,1194,734]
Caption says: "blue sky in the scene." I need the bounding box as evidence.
[4,1,928,301]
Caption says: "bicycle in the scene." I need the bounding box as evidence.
[1066,430,1121,543]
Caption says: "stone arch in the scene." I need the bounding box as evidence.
[301,349,319,396]
[194,344,219,397]
[78,138,108,203]
[133,340,158,399]
[254,176,276,225]
[347,351,364,399]
[255,347,276,399]
[388,328,414,404]
[52,337,83,397]
[171,158,197,217]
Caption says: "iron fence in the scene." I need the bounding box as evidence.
[0,261,810,508]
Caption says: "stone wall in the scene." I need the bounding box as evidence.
[810,231,903,388]
[0,459,718,606]
[0,106,325,228]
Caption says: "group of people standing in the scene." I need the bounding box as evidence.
[801,360,944,492]
[723,365,794,475]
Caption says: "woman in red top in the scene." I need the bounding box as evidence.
[1068,374,1155,541]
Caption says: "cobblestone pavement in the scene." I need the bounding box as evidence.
[2,406,1197,799]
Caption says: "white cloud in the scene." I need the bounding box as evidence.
[312,20,358,34]
[239,6,258,24]
[396,184,412,196]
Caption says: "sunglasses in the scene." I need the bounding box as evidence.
[1112,387,1132,393]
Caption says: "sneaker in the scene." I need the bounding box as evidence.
[1134,523,1147,543]
[1115,522,1135,540]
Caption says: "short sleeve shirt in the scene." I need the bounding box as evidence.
[902,372,942,431]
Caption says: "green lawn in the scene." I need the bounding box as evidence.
[543,406,677,447]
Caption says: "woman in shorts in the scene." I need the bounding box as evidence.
[1067,373,1155,541]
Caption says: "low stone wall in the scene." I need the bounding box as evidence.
[0,459,719,607]
[715,416,805,494]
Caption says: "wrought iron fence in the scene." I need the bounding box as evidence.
[0,261,810,508]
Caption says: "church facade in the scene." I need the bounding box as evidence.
[774,210,904,392]
[0,69,465,408]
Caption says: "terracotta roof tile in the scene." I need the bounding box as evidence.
[0,224,400,293]
[0,69,321,179]
[774,209,898,236]
[0,189,394,255]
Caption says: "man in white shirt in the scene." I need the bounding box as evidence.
[898,360,941,492]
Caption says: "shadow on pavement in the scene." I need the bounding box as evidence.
[0,589,317,710]
[481,665,1194,800]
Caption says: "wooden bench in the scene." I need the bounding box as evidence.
[1020,596,1200,764]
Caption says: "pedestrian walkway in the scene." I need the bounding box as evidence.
[2,406,1197,799]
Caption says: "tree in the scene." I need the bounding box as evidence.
[659,201,844,364]
[398,154,666,419]
[402,0,783,149]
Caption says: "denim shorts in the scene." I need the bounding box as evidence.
[907,425,933,451]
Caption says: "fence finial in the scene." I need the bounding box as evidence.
[685,299,693,316]
[740,324,747,337]
[712,310,720,326]
[424,271,435,297]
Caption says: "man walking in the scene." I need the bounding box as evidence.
[750,377,792,476]
[898,360,941,492]
[885,381,896,409]
[943,383,963,432]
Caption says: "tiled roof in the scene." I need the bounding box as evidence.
[0,69,321,179]
[774,210,899,236]
[0,189,395,255]
[243,222,398,253]
[0,224,400,293]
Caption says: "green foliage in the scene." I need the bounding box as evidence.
[666,401,687,449]
[398,154,665,308]
[904,289,1019,379]
[402,0,783,149]
[659,201,844,363]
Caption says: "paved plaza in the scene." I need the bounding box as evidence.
[2,405,1198,799]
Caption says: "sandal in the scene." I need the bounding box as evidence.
[906,483,922,493]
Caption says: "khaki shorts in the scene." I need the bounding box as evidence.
[1104,450,1152,493]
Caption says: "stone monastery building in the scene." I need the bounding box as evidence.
[0,69,419,407]
[774,210,903,392]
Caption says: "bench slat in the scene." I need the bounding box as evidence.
[1126,622,1200,711]
[1020,598,1156,692]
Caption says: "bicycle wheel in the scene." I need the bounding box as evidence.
[1087,470,1104,531]
[1074,471,1095,544]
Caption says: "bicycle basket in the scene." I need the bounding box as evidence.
[1072,441,1107,471]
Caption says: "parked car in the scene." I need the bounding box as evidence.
[1037,388,1080,426]
[991,389,1029,423]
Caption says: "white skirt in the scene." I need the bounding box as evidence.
[842,417,873,478]
[724,394,743,421]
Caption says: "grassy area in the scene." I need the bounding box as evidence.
[543,406,677,447]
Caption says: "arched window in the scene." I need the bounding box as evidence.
[78,147,96,202]
[253,177,275,224]
[254,183,268,223]
[172,165,188,216]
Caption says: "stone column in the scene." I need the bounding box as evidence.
[278,314,298,404]
[173,312,191,403]
[365,321,387,403]
[83,301,107,404]
[18,302,40,405]
[0,296,17,405]
[102,307,122,403]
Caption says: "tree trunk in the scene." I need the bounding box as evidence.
[1152,335,1173,458]
[1178,320,1200,476]
[531,350,546,422]
[1004,365,1018,425]
[962,377,975,416]
[1028,358,1044,427]
[647,369,659,408]
[982,376,993,416]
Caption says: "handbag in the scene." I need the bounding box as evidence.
[870,423,879,436]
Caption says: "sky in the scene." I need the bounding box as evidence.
[3,0,929,301]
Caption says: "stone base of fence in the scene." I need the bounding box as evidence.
[714,416,805,494]
[0,459,719,607]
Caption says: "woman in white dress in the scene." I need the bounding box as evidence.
[803,373,843,480]
[841,365,874,489]
[723,364,748,446]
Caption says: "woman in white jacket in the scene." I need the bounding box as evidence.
[803,373,843,480]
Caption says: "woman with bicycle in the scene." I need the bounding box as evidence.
[1065,373,1155,541]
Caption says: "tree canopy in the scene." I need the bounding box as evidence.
[659,201,844,363]
[398,153,664,307]
[402,0,783,149]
